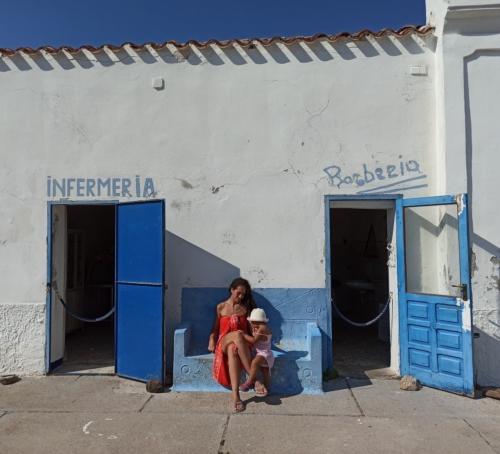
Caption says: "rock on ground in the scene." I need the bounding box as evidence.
[400,375,422,391]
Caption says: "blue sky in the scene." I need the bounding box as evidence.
[1,0,426,49]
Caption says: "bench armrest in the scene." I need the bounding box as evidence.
[174,323,192,357]
[307,322,322,364]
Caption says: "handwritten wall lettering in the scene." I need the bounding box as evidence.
[47,176,156,198]
[323,159,423,189]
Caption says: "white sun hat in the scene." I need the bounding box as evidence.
[247,308,269,323]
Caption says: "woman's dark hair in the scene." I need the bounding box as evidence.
[229,277,256,313]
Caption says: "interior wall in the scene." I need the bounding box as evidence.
[331,208,389,322]
[65,205,115,333]
[329,202,400,373]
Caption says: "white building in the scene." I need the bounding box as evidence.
[0,0,498,393]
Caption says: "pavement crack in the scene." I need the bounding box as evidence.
[0,411,7,419]
[463,418,497,453]
[138,395,153,413]
[346,378,365,417]
[217,414,231,454]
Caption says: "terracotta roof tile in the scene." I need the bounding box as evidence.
[0,25,433,57]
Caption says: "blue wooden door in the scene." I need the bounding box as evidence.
[397,195,474,395]
[116,200,165,382]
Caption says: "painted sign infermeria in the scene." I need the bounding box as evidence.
[47,176,156,198]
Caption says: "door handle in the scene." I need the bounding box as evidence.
[451,283,468,301]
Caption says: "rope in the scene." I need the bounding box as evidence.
[51,285,115,323]
[331,293,392,328]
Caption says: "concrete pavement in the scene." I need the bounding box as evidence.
[0,375,499,453]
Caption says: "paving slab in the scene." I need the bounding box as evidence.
[225,414,497,454]
[2,376,499,453]
[0,411,226,454]
[145,378,361,417]
[465,416,500,453]
[0,376,150,413]
[243,378,361,416]
[349,378,500,418]
[144,391,232,415]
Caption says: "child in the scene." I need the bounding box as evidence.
[239,308,274,397]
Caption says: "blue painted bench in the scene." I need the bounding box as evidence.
[172,288,327,395]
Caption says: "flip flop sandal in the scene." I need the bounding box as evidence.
[233,400,245,413]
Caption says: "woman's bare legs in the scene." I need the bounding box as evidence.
[227,346,244,411]
[221,331,252,374]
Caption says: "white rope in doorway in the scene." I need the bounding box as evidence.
[331,292,392,328]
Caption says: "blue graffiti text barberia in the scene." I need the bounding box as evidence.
[323,159,423,188]
[47,176,156,198]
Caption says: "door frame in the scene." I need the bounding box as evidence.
[324,194,403,373]
[45,200,118,373]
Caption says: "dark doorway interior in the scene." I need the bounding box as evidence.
[59,205,115,374]
[330,208,391,378]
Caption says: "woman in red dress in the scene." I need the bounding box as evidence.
[208,278,255,412]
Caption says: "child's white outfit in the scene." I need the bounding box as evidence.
[254,333,274,369]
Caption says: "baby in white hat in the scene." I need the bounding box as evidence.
[239,308,274,397]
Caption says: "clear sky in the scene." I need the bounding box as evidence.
[1,0,426,49]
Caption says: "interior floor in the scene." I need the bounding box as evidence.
[333,324,394,379]
[56,322,115,375]
[330,207,392,378]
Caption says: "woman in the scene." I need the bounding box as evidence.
[208,277,256,412]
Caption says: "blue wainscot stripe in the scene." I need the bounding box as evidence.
[173,287,329,395]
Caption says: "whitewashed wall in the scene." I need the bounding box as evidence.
[428,0,500,386]
[0,33,436,374]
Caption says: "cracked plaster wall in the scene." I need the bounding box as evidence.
[1,34,438,374]
[428,0,500,385]
[466,52,500,386]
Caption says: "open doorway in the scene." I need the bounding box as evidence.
[50,204,115,374]
[330,202,394,378]
[48,200,166,381]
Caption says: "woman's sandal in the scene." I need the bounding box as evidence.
[233,400,245,413]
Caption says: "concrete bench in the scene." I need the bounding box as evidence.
[172,288,325,395]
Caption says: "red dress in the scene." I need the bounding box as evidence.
[213,314,249,387]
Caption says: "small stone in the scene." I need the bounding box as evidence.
[484,388,500,400]
[146,379,163,393]
[400,375,421,391]
[0,375,21,385]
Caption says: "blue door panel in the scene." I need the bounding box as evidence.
[117,202,164,284]
[397,195,474,396]
[116,200,165,383]
[116,284,163,381]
